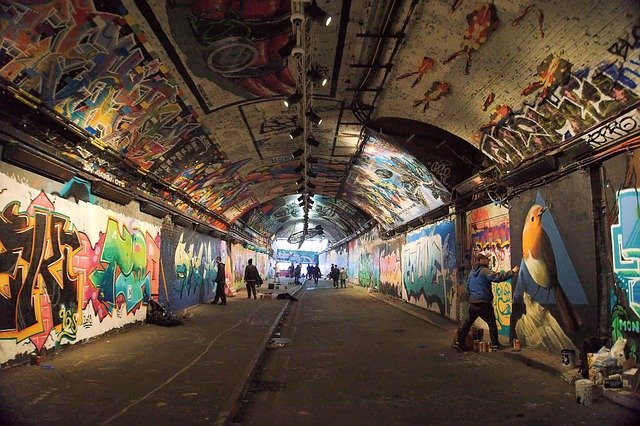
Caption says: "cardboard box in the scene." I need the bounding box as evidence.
[622,367,640,390]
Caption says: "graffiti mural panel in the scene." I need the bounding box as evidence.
[509,172,594,353]
[403,220,457,316]
[343,131,450,231]
[603,150,640,362]
[0,171,159,364]
[159,222,224,311]
[466,204,512,337]
[376,237,403,298]
[276,250,318,264]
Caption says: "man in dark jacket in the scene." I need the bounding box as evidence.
[211,256,227,305]
[453,252,519,351]
[244,259,261,299]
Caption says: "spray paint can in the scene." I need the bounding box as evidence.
[513,339,521,351]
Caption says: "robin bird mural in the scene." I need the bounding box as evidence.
[521,204,582,332]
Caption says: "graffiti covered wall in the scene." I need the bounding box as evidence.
[229,243,268,292]
[403,220,457,317]
[466,204,512,338]
[603,150,640,362]
[376,236,403,298]
[509,171,594,353]
[0,170,160,364]
[159,223,225,311]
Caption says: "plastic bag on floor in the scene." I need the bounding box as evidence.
[146,299,183,327]
[610,337,627,366]
[267,337,291,349]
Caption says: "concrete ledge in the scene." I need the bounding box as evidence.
[215,283,305,425]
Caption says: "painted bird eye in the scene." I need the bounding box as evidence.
[531,216,534,222]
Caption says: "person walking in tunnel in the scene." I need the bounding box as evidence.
[314,264,321,284]
[339,267,348,288]
[330,264,340,288]
[211,256,227,305]
[294,263,302,285]
[244,259,261,299]
[453,252,519,351]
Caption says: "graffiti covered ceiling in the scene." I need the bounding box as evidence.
[0,0,638,243]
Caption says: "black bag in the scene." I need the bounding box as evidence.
[146,299,183,327]
[256,276,263,286]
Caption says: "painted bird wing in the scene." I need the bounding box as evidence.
[540,228,559,287]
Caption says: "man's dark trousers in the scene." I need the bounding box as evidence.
[457,302,498,346]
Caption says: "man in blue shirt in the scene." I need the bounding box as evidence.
[453,252,519,351]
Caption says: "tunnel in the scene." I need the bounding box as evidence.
[1,0,639,423]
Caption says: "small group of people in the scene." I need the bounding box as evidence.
[210,256,264,304]
[307,264,322,284]
[288,263,323,284]
[329,264,348,288]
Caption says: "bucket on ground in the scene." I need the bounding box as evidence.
[575,379,594,405]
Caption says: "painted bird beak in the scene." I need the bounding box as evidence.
[539,204,550,216]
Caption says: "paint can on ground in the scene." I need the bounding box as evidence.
[512,339,521,351]
[561,349,576,367]
[575,379,594,405]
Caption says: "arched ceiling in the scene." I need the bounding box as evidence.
[0,0,637,246]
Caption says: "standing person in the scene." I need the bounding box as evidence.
[453,252,519,351]
[314,264,321,283]
[244,259,261,299]
[294,263,302,284]
[331,265,339,288]
[211,256,227,305]
[339,267,348,288]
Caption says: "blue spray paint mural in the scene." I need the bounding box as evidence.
[403,220,457,315]
[611,188,640,361]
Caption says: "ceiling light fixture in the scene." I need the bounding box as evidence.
[307,170,318,178]
[294,164,304,173]
[306,1,332,26]
[292,148,304,158]
[306,110,322,125]
[307,135,320,147]
[289,126,303,139]
[307,69,328,87]
[284,92,302,108]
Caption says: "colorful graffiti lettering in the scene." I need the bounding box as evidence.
[72,217,158,325]
[467,204,512,336]
[174,234,219,300]
[0,0,223,170]
[0,194,82,353]
[378,242,402,297]
[611,188,640,360]
[480,25,640,169]
[358,253,374,288]
[403,220,456,315]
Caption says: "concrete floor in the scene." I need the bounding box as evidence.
[1,279,638,425]
[237,280,639,425]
